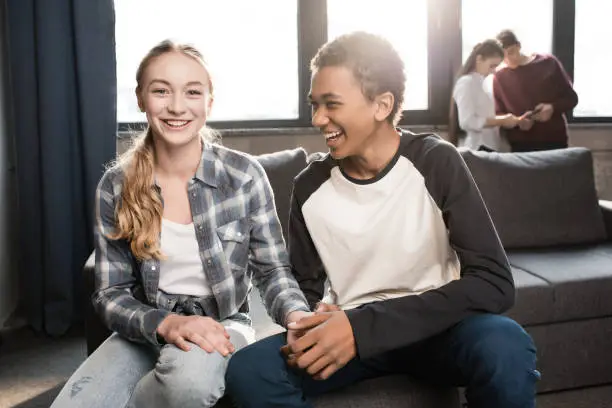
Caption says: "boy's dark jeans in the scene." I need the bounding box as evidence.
[226,314,539,408]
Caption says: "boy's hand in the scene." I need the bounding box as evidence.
[282,311,356,380]
[518,113,534,131]
[533,103,554,122]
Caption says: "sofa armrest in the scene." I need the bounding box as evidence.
[600,200,612,240]
[83,251,112,355]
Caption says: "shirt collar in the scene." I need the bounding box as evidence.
[193,142,218,188]
[152,142,218,189]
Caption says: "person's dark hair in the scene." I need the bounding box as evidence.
[310,31,406,125]
[496,29,521,49]
[447,40,504,146]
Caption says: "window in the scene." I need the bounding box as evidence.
[461,0,553,61]
[115,0,299,123]
[327,0,429,110]
[573,0,612,117]
[114,1,611,127]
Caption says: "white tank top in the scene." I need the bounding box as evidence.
[158,218,210,296]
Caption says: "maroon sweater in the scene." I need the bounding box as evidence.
[492,54,578,144]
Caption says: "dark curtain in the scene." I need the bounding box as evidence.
[5,0,117,335]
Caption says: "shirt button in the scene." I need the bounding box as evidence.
[207,260,212,266]
[237,232,242,237]
[192,192,196,197]
[151,266,156,271]
[198,225,203,230]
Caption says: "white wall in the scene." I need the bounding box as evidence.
[118,126,612,200]
[219,127,612,201]
[0,1,19,328]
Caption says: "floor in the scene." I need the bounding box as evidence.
[0,326,86,408]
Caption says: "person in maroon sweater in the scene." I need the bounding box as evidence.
[492,30,578,152]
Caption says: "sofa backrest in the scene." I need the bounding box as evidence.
[255,146,607,250]
[460,147,607,249]
[255,148,308,240]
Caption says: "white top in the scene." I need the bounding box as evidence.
[159,218,210,297]
[302,157,460,310]
[453,72,510,152]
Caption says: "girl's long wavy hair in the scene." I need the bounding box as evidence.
[109,40,217,260]
[447,39,504,146]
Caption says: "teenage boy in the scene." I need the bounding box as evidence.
[226,31,539,408]
[493,29,578,152]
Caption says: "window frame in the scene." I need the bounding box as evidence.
[116,0,611,132]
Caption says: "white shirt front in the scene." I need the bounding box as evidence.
[453,72,510,152]
[159,218,210,297]
[302,157,460,310]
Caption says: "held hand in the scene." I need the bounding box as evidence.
[533,103,554,122]
[315,302,341,313]
[284,304,340,345]
[285,310,314,345]
[499,114,520,129]
[282,311,357,380]
[156,314,234,356]
[518,113,535,131]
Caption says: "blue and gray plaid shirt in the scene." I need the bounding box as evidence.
[93,143,309,345]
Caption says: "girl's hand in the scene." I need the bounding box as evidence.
[500,114,520,129]
[157,314,235,356]
[285,310,314,345]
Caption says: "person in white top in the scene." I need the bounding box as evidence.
[51,40,311,408]
[449,40,520,152]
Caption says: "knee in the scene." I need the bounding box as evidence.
[468,315,537,368]
[225,334,286,397]
[459,316,540,406]
[155,345,227,407]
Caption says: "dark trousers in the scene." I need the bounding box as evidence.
[510,141,567,152]
[226,314,539,408]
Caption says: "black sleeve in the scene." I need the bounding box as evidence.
[346,140,514,359]
[288,184,326,310]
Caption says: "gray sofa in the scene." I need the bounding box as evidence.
[460,147,612,395]
[82,144,612,406]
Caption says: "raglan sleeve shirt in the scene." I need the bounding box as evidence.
[345,142,514,358]
[288,183,326,310]
[289,139,515,360]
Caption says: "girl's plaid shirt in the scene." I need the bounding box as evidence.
[93,143,309,345]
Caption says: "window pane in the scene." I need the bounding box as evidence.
[115,0,298,123]
[327,0,428,110]
[574,0,612,117]
[461,0,553,61]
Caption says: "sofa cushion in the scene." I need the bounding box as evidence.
[525,316,612,393]
[215,375,460,408]
[460,147,607,249]
[255,148,308,240]
[507,243,612,323]
[312,375,459,408]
